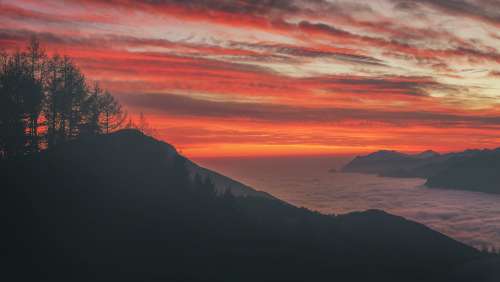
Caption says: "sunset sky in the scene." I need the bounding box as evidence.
[1,0,500,157]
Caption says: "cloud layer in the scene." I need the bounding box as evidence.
[198,156,500,250]
[1,0,500,156]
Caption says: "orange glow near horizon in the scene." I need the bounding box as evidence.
[1,0,500,158]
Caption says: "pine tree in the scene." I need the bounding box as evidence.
[45,54,63,148]
[1,38,125,157]
[100,90,125,134]
[0,50,39,158]
[25,37,46,152]
[44,55,88,146]
[81,82,103,135]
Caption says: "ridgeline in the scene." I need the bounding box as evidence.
[4,130,499,282]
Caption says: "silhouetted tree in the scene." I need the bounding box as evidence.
[124,117,137,129]
[193,173,204,191]
[222,186,234,200]
[191,173,217,199]
[136,112,157,136]
[25,37,46,152]
[63,57,87,139]
[99,90,125,134]
[80,82,103,136]
[0,50,40,158]
[221,186,236,210]
[44,55,88,147]
[171,155,191,191]
[1,38,124,156]
[45,54,61,148]
[201,176,216,198]
[0,51,5,159]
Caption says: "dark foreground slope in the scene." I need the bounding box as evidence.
[3,130,498,282]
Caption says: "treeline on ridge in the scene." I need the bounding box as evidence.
[0,37,125,159]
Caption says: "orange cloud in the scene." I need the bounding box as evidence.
[1,0,500,157]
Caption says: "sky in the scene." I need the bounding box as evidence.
[1,0,500,158]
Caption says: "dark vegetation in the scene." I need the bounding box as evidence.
[0,37,125,160]
[342,149,500,194]
[4,130,500,282]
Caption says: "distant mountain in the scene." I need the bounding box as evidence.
[413,150,440,159]
[342,148,500,194]
[3,130,499,281]
[426,149,500,194]
[342,149,442,178]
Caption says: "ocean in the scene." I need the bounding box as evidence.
[195,155,500,250]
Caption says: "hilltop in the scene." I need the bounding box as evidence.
[3,130,498,281]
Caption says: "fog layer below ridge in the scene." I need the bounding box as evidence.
[197,156,500,250]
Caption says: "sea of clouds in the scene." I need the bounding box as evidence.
[198,156,500,250]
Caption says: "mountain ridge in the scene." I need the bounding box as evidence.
[342,147,500,194]
[4,129,499,281]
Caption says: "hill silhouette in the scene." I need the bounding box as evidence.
[342,148,500,194]
[4,130,499,281]
[426,149,500,194]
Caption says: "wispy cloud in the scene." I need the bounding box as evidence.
[1,0,499,156]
